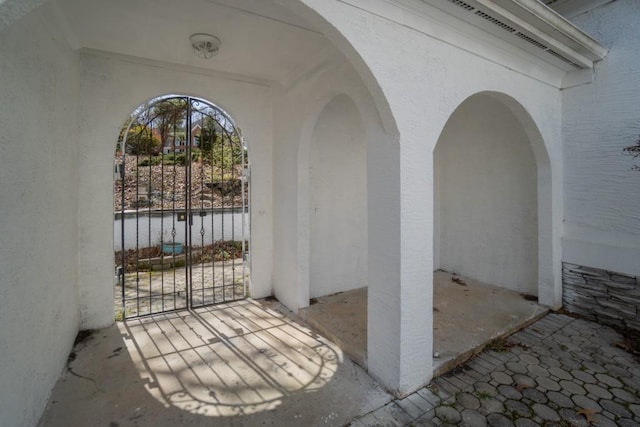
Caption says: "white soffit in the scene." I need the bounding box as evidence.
[542,0,616,19]
[421,0,607,70]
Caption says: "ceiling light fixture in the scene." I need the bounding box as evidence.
[190,33,220,59]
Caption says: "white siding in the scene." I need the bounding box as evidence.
[563,0,640,276]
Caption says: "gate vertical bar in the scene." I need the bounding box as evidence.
[171,116,177,310]
[197,105,205,306]
[231,133,237,300]
[242,141,248,299]
[135,137,140,317]
[147,124,153,313]
[186,97,192,309]
[160,120,165,313]
[120,150,126,318]
[221,129,226,301]
[214,122,217,304]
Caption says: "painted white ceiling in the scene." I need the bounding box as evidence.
[53,0,337,85]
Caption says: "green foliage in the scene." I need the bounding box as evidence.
[162,152,199,166]
[137,156,161,167]
[161,153,180,165]
[174,153,187,166]
[196,119,243,170]
[191,149,201,163]
[125,124,160,155]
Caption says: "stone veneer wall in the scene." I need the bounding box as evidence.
[563,262,640,331]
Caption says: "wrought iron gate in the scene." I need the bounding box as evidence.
[114,96,249,319]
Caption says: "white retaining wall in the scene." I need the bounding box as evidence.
[114,210,248,251]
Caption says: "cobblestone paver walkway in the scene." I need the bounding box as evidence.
[352,313,640,426]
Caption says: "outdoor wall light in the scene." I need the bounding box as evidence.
[190,33,220,59]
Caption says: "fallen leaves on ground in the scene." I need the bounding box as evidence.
[451,276,467,286]
[614,341,632,351]
[576,407,596,425]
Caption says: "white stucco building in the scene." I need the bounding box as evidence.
[1,0,639,425]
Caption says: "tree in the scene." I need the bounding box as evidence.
[195,117,243,170]
[195,118,218,157]
[125,124,160,155]
[152,98,187,150]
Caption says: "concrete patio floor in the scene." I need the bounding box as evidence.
[38,273,551,427]
[39,299,392,426]
[37,292,640,426]
[298,271,548,375]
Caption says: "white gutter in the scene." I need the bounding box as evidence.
[421,0,608,70]
[494,0,608,60]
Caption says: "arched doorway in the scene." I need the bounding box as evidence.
[114,95,249,319]
[432,92,551,369]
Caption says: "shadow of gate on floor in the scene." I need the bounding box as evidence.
[120,299,343,417]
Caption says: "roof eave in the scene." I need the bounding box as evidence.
[489,0,608,62]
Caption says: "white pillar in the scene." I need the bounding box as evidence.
[290,0,435,395]
[366,125,434,395]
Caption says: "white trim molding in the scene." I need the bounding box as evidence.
[420,0,608,69]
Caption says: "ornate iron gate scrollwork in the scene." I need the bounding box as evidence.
[114,96,249,319]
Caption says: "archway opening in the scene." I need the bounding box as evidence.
[113,95,249,319]
[60,0,404,394]
[298,94,369,365]
[433,92,546,372]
